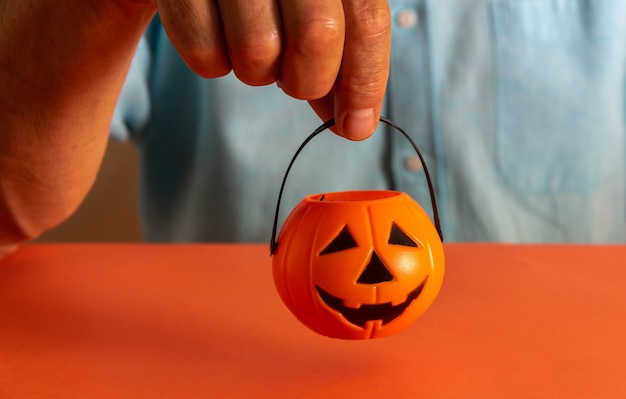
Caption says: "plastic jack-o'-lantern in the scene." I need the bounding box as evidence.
[270,118,444,340]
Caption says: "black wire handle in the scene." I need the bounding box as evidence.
[270,117,443,255]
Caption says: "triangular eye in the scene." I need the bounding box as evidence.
[320,225,358,255]
[388,222,418,247]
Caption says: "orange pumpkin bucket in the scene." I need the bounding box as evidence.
[270,118,444,339]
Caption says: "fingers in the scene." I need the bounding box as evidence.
[217,0,282,86]
[157,0,391,141]
[158,0,347,99]
[155,0,284,86]
[298,0,392,141]
[278,0,345,100]
[334,0,391,140]
[156,0,231,78]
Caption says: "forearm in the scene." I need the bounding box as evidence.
[0,1,155,249]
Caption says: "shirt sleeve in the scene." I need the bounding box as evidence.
[110,36,152,142]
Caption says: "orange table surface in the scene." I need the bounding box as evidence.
[1,243,625,398]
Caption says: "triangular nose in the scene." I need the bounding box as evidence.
[357,251,394,284]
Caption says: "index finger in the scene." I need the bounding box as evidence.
[311,0,391,140]
[278,0,345,99]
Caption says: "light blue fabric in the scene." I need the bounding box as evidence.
[112,0,626,243]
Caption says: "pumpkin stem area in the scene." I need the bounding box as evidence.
[307,190,403,203]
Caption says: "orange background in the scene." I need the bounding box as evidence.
[1,243,625,398]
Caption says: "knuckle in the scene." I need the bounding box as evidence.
[345,75,386,99]
[291,16,344,57]
[338,69,388,108]
[229,31,281,85]
[231,31,281,70]
[182,47,231,78]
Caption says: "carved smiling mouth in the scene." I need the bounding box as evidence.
[316,278,428,327]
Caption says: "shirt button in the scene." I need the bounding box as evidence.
[396,10,418,28]
[405,155,424,172]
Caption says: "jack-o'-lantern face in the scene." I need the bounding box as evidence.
[272,190,444,339]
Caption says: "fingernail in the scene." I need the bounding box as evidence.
[342,109,376,140]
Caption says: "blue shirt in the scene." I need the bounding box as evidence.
[112,0,626,243]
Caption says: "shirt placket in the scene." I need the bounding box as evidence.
[387,0,441,224]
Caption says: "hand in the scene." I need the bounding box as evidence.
[155,0,391,140]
